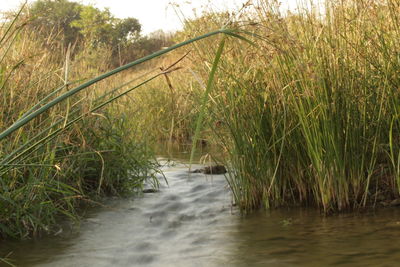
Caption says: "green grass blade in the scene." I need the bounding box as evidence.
[0,29,230,141]
[189,36,226,167]
[0,72,164,173]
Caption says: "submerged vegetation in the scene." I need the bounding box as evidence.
[1,0,399,244]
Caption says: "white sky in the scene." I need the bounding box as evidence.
[1,0,301,34]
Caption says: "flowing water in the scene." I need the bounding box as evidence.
[2,159,400,266]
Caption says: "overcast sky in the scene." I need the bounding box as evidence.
[1,0,301,34]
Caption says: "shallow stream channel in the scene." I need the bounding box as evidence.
[2,157,400,266]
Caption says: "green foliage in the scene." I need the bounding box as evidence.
[15,0,176,67]
[137,0,400,213]
[28,0,82,49]
[114,17,141,44]
[0,5,158,239]
[70,5,140,48]
[214,0,400,212]
[24,0,143,66]
[0,1,244,239]
[70,5,114,44]
[73,112,160,195]
[189,37,226,167]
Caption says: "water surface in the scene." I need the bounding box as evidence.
[2,161,400,266]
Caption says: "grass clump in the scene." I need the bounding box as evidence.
[0,6,162,239]
[0,59,162,236]
[0,1,247,239]
[160,0,400,213]
[218,0,400,212]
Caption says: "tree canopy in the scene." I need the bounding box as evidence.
[28,0,140,48]
[23,0,172,66]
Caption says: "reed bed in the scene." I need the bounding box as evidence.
[1,0,399,243]
[159,0,399,213]
[0,2,247,240]
[0,10,163,239]
[218,0,400,212]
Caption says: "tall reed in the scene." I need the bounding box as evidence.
[0,4,245,239]
[0,8,161,238]
[167,0,399,212]
[218,0,400,212]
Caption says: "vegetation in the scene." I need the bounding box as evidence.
[131,0,400,213]
[15,0,173,66]
[171,0,399,213]
[0,5,163,239]
[1,0,400,244]
[0,1,176,240]
[0,0,244,241]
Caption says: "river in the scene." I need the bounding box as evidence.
[2,159,400,266]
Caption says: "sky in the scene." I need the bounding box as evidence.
[0,0,300,34]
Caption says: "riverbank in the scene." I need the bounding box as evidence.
[1,0,399,242]
[0,4,162,240]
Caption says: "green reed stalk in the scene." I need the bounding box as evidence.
[189,37,226,167]
[0,29,237,141]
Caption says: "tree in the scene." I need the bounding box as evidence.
[20,0,173,67]
[28,0,82,48]
[27,0,142,52]
[70,5,114,46]
[114,17,141,44]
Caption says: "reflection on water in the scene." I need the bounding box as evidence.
[228,209,400,266]
[2,161,400,266]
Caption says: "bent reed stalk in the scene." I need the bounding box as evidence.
[145,0,398,213]
[0,28,241,141]
[0,5,247,240]
[2,0,398,244]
